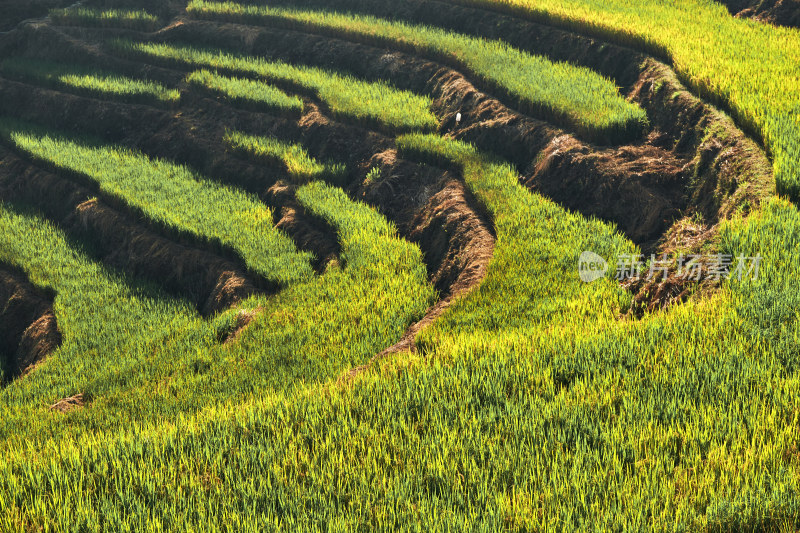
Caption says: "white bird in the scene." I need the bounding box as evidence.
[455,112,462,124]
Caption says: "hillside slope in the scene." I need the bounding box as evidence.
[0,0,798,530]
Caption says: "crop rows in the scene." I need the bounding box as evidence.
[49,7,161,31]
[187,0,648,144]
[439,0,800,201]
[0,1,797,529]
[0,119,315,287]
[0,122,436,526]
[113,39,439,133]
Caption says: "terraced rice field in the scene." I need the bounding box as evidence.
[0,0,798,530]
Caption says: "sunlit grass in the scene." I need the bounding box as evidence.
[2,58,180,105]
[113,39,439,133]
[187,69,302,115]
[225,131,346,183]
[187,0,648,144]
[50,7,160,31]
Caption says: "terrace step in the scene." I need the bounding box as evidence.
[0,145,259,315]
[0,264,60,380]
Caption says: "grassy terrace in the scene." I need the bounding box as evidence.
[0,204,207,410]
[1,1,798,528]
[0,120,314,287]
[1,58,180,105]
[225,131,346,183]
[49,7,161,31]
[0,174,434,529]
[187,69,303,115]
[0,169,433,530]
[187,0,648,144]
[113,39,439,133]
[3,133,796,528]
[442,0,800,201]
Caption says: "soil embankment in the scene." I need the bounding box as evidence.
[0,265,61,379]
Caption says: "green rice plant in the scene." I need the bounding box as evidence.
[225,131,346,183]
[49,6,161,31]
[1,57,180,105]
[364,166,381,184]
[186,0,648,144]
[112,39,439,133]
[0,119,314,287]
[186,69,303,115]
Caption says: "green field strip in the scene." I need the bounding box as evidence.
[225,131,346,183]
[0,203,209,401]
[187,69,302,115]
[112,39,439,133]
[49,7,161,31]
[1,57,180,105]
[186,0,648,144]
[0,119,315,287]
[435,0,800,202]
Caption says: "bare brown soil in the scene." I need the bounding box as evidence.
[719,0,800,28]
[622,221,719,317]
[0,265,61,379]
[49,392,85,412]
[220,308,262,344]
